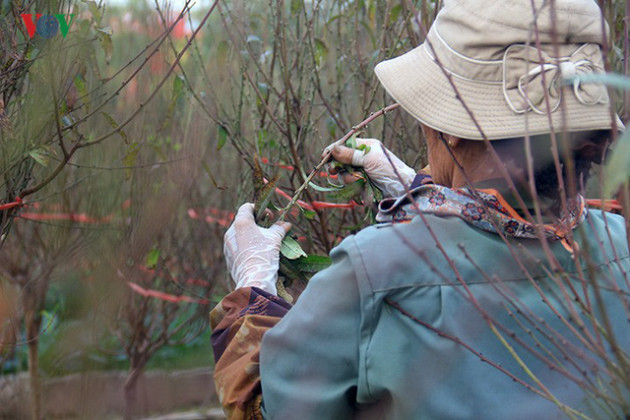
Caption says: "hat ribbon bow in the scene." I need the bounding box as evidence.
[503,43,608,115]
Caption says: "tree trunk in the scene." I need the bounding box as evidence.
[27,338,41,420]
[124,361,145,420]
[124,379,136,420]
[25,305,42,420]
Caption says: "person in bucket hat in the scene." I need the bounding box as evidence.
[375,0,617,140]
[211,1,630,419]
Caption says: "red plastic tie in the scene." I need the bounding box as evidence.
[127,281,210,304]
[0,197,23,211]
[586,199,623,212]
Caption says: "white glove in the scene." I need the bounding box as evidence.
[323,138,416,198]
[224,203,292,295]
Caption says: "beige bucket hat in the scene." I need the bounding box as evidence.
[375,0,619,140]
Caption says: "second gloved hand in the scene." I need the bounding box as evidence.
[323,138,416,198]
[224,203,292,295]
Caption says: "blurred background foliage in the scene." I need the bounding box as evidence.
[0,0,433,384]
[0,0,629,418]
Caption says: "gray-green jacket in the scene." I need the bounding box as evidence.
[260,210,630,419]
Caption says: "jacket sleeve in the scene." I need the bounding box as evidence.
[258,239,364,419]
[210,286,292,419]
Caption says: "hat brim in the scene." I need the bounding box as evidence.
[374,44,621,140]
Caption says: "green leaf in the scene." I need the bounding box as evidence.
[29,149,49,167]
[101,112,128,144]
[73,75,89,112]
[327,14,343,25]
[253,157,280,222]
[603,130,630,197]
[217,125,229,150]
[345,133,358,149]
[326,117,337,138]
[302,210,317,220]
[365,171,383,203]
[279,256,308,284]
[217,40,231,63]
[327,178,365,201]
[280,236,307,260]
[389,4,403,24]
[308,181,343,192]
[314,38,328,66]
[41,308,57,329]
[146,247,160,269]
[328,161,345,173]
[291,254,332,273]
[172,74,184,100]
[123,143,140,180]
[97,28,113,61]
[160,75,186,131]
[290,0,303,15]
[367,0,376,23]
[278,254,331,286]
[257,129,276,151]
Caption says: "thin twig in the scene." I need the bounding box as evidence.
[277,103,399,221]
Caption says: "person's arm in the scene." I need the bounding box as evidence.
[259,239,363,419]
[211,203,293,419]
[210,286,292,419]
[211,207,366,418]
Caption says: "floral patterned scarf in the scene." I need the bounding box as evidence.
[376,184,587,253]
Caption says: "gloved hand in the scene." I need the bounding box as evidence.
[224,203,292,295]
[323,138,416,198]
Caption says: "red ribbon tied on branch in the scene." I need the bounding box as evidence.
[0,197,23,211]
